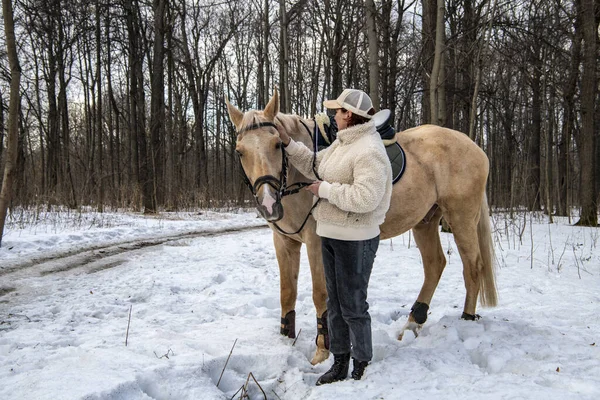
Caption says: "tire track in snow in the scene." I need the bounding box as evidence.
[0,225,268,297]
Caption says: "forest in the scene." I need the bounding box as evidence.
[0,0,598,226]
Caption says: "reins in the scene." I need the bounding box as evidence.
[236,118,320,235]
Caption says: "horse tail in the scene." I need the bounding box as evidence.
[477,192,498,307]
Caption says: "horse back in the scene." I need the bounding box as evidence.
[380,125,489,239]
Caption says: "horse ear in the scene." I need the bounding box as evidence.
[264,87,279,121]
[226,98,244,129]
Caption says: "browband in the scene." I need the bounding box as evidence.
[237,121,278,135]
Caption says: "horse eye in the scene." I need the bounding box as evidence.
[275,142,281,150]
[236,150,243,157]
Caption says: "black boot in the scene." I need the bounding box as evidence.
[316,353,350,386]
[351,358,369,380]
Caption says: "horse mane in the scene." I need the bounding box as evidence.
[275,113,303,135]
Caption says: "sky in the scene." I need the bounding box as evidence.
[0,208,599,400]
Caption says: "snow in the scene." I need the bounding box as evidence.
[1,208,599,399]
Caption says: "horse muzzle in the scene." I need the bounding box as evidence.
[257,201,284,222]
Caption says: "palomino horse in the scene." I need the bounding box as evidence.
[226,90,497,365]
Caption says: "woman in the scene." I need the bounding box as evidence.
[279,89,393,385]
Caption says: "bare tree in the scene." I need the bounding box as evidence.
[0,0,596,217]
[576,0,598,226]
[124,0,153,212]
[0,0,22,246]
[558,2,582,217]
[96,0,104,212]
[365,0,380,109]
[149,0,168,212]
[429,0,445,125]
[279,0,290,113]
[468,0,496,141]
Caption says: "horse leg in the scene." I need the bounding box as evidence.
[399,209,445,340]
[305,233,329,365]
[273,232,302,338]
[444,210,484,320]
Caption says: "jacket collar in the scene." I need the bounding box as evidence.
[336,121,376,145]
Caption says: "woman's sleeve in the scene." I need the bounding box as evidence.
[285,139,327,180]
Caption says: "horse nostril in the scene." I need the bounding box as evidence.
[260,188,278,214]
[257,202,283,223]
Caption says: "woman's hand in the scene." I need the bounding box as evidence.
[305,181,321,197]
[278,128,291,146]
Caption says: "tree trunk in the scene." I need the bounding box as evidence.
[279,0,291,113]
[421,0,436,123]
[125,0,149,211]
[165,9,174,209]
[149,0,167,212]
[96,0,104,212]
[545,84,554,222]
[105,6,121,204]
[469,0,496,141]
[58,26,77,209]
[576,0,598,226]
[46,9,60,201]
[0,0,21,247]
[558,9,582,217]
[330,1,346,98]
[0,89,4,172]
[529,54,542,211]
[429,0,444,125]
[178,2,208,198]
[365,0,380,109]
[257,0,270,109]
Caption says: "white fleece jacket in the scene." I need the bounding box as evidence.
[285,121,392,240]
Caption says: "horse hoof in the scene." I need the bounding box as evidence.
[461,312,481,321]
[311,348,330,365]
[398,320,421,341]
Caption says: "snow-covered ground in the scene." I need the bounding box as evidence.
[0,208,599,399]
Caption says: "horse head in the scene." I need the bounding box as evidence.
[226,89,287,222]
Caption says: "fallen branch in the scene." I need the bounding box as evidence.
[7,313,31,322]
[228,372,267,400]
[229,385,244,400]
[292,328,302,346]
[125,305,132,346]
[572,245,581,279]
[243,372,266,400]
[154,348,174,359]
[217,338,238,387]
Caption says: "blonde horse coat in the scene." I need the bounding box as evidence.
[227,90,497,365]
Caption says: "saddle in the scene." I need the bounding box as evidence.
[314,110,406,184]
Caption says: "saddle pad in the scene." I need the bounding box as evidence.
[386,142,406,184]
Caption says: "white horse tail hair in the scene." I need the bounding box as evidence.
[477,191,498,307]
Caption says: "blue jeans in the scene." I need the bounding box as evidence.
[321,235,379,362]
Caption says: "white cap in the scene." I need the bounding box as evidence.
[323,89,374,119]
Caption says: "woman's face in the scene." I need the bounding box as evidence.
[334,108,351,130]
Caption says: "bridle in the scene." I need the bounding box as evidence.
[236,120,319,235]
[237,121,311,198]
